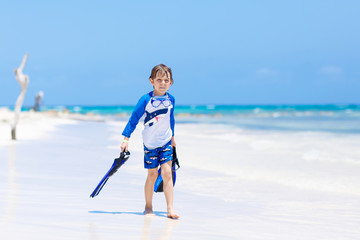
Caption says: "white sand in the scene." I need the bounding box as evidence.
[1,109,360,239]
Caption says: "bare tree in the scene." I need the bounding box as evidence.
[12,53,29,140]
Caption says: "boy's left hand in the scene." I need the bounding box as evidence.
[171,136,176,147]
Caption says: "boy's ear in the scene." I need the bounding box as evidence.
[149,78,154,84]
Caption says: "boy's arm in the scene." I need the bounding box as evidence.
[170,96,176,147]
[120,94,149,151]
[170,96,175,135]
[122,95,147,138]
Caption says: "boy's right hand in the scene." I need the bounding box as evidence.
[121,141,128,152]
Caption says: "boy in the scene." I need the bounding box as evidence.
[120,64,179,219]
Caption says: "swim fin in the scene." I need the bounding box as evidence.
[90,151,130,198]
[154,147,180,193]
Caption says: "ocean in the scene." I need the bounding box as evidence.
[13,104,360,134]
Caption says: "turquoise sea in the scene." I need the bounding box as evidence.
[14,104,360,133]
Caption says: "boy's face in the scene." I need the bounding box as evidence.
[150,72,172,96]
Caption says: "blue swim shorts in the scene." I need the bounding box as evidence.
[144,141,173,169]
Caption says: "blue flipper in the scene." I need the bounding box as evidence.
[154,147,180,193]
[90,151,130,198]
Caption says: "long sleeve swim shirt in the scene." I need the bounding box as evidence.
[122,91,175,149]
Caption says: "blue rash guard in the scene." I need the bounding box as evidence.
[122,91,175,149]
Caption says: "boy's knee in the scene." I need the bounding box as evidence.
[147,169,158,180]
[161,169,172,182]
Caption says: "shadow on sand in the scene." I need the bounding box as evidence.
[88,210,168,218]
[88,210,178,240]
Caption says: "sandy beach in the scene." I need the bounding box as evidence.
[1,108,360,240]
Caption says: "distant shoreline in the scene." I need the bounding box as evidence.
[1,105,360,134]
[1,103,360,117]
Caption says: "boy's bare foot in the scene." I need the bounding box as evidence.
[167,211,180,219]
[143,208,155,215]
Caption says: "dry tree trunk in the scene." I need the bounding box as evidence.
[11,53,29,140]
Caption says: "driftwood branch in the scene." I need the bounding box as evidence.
[12,53,30,140]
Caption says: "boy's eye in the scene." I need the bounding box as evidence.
[156,79,170,83]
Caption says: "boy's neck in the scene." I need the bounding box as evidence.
[152,91,166,97]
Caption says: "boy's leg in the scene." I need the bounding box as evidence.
[161,161,179,219]
[144,168,158,215]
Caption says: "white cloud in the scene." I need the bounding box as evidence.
[319,66,343,77]
[255,68,279,78]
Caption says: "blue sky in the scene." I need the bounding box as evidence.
[1,0,359,106]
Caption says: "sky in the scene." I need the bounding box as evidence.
[0,0,359,106]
